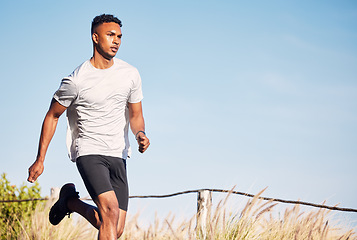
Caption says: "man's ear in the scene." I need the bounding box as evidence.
[92,33,99,44]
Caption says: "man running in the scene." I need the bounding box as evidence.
[27,14,150,239]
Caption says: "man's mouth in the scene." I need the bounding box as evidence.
[111,46,118,52]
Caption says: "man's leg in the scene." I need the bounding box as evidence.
[117,209,127,238]
[95,191,119,239]
[67,192,126,239]
[67,198,101,229]
[74,155,128,238]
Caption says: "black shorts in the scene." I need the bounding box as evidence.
[76,155,129,211]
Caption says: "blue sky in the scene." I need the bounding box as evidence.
[1,0,356,225]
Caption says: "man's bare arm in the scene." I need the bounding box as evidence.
[27,99,67,183]
[128,102,150,153]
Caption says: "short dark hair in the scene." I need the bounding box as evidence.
[91,14,122,34]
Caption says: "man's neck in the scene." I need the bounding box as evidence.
[90,54,114,69]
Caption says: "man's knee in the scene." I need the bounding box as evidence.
[96,191,120,220]
[101,203,120,220]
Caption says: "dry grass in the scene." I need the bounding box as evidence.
[12,190,356,240]
[16,200,97,240]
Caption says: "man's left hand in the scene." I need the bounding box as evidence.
[136,132,150,153]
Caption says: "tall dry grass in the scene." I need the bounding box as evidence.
[12,189,356,240]
[16,200,97,240]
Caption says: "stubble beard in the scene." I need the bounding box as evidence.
[96,44,117,61]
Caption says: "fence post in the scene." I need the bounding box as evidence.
[46,187,60,208]
[50,187,60,200]
[197,190,212,235]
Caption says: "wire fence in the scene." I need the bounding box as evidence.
[1,188,357,213]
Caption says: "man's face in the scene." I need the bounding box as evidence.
[93,22,122,60]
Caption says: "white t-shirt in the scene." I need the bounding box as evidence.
[53,58,143,161]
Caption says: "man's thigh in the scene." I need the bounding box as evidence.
[76,155,129,211]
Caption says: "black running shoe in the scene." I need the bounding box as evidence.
[49,183,79,225]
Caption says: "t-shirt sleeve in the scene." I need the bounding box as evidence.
[128,69,144,103]
[53,77,78,107]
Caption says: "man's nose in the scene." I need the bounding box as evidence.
[113,36,120,44]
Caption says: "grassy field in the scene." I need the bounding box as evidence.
[9,190,356,240]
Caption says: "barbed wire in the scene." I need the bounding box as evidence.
[129,188,357,213]
[0,198,48,203]
[1,188,356,213]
